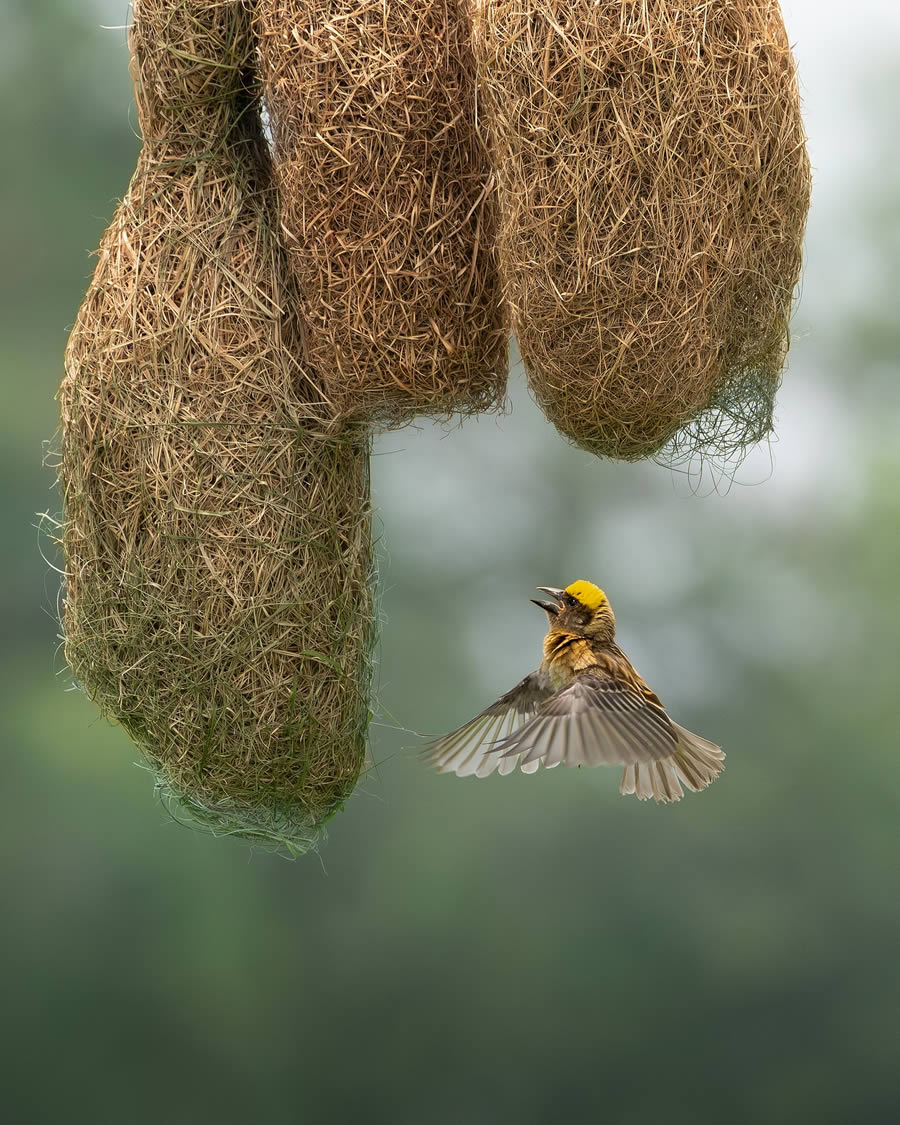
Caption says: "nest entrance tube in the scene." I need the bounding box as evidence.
[473,0,811,464]
[59,0,376,853]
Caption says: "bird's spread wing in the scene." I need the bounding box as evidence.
[620,723,725,803]
[422,670,554,777]
[491,674,679,770]
[424,670,724,801]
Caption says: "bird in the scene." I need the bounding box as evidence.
[423,580,724,803]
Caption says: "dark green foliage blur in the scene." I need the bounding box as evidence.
[2,3,899,1122]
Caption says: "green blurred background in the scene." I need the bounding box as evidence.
[3,1,899,1121]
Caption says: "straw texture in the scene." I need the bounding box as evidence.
[255,0,509,424]
[59,0,376,852]
[473,0,811,462]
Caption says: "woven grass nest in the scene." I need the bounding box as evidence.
[473,0,811,463]
[255,0,509,425]
[59,0,376,853]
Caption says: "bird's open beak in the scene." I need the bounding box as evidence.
[531,586,564,615]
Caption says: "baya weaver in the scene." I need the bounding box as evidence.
[424,581,724,802]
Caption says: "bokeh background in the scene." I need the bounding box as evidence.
[3,1,899,1121]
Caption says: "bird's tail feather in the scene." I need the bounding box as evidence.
[620,724,725,804]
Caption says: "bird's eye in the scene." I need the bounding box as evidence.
[564,593,577,607]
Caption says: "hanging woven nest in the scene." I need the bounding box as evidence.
[59,0,376,853]
[255,0,509,425]
[473,0,811,463]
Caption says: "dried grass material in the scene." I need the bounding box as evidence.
[473,1,811,462]
[59,0,376,853]
[255,0,509,424]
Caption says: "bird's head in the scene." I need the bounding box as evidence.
[532,580,616,641]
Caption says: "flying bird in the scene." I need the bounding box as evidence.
[424,581,724,803]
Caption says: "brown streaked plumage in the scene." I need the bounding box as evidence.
[423,581,724,803]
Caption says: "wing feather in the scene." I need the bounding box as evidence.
[494,674,678,768]
[621,724,724,802]
[422,670,553,778]
[425,668,725,800]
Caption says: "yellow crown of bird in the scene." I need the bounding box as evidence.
[564,580,606,611]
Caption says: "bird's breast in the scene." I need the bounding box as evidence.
[542,631,600,690]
